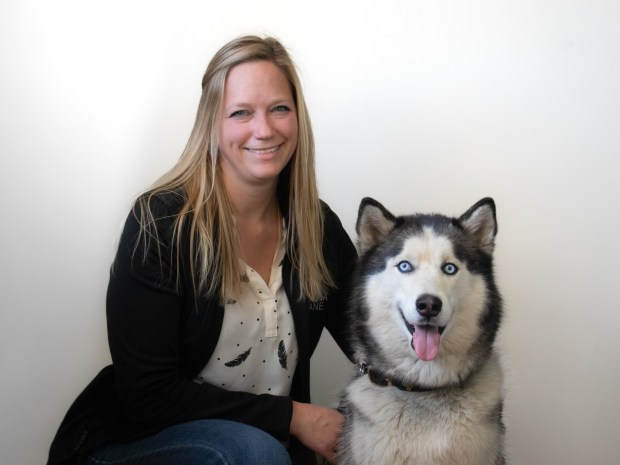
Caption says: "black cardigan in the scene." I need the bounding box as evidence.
[47,195,357,465]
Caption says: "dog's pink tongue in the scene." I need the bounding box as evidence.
[413,325,441,361]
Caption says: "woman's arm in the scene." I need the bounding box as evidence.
[290,401,343,463]
[285,205,356,462]
[106,200,293,439]
[321,204,359,360]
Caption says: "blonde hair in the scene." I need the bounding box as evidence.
[136,35,334,303]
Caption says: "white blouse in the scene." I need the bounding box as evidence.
[194,233,298,395]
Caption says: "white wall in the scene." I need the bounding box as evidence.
[1,1,618,464]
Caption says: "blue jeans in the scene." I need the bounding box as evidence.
[78,419,292,465]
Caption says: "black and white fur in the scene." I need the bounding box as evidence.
[337,198,505,465]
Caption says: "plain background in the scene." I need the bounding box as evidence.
[1,1,619,464]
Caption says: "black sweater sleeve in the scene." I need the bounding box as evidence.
[321,204,359,361]
[106,198,293,439]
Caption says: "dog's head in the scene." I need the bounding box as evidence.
[354,198,501,375]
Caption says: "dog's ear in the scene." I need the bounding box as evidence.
[356,198,397,255]
[459,198,497,254]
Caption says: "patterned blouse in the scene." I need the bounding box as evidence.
[194,230,298,395]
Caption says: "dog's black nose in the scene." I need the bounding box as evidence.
[416,294,442,318]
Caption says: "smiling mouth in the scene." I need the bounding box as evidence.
[246,144,281,155]
[399,309,446,335]
[399,308,445,362]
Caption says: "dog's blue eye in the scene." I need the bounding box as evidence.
[442,263,458,275]
[397,261,414,273]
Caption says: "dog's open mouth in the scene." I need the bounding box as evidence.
[400,309,445,362]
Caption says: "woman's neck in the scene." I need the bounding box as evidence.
[224,177,282,283]
[224,175,280,223]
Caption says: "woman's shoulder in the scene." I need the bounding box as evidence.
[134,189,187,219]
[116,189,189,253]
[114,190,189,292]
[320,200,348,234]
[319,199,357,259]
[125,190,187,235]
[319,199,338,221]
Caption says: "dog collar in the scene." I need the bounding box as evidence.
[358,362,434,392]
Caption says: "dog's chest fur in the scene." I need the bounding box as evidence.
[341,354,504,465]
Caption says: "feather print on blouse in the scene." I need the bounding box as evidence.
[278,340,288,369]
[224,347,252,367]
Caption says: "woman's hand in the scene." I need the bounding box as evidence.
[290,401,343,463]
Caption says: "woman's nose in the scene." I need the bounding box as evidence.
[251,113,274,139]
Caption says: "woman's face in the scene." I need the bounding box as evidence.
[218,60,298,192]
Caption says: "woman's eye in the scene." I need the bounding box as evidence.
[272,105,290,113]
[442,263,458,275]
[397,261,414,273]
[229,109,249,118]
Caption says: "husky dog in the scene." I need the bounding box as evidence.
[337,198,505,465]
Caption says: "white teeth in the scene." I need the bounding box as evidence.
[248,145,279,154]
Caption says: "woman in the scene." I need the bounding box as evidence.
[47,35,357,465]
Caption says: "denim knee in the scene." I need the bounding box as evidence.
[217,420,291,465]
[80,419,291,465]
